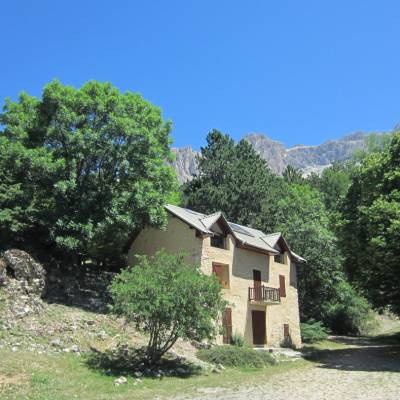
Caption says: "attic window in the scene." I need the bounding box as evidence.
[211,234,226,249]
[274,253,285,264]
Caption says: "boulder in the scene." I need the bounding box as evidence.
[1,249,46,296]
[0,257,6,285]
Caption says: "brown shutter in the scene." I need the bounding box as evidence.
[223,307,232,344]
[284,323,290,338]
[279,275,286,297]
[253,270,262,300]
[212,263,222,276]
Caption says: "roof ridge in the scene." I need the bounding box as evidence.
[200,211,222,220]
[261,232,282,238]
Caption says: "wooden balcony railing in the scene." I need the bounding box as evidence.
[248,285,280,303]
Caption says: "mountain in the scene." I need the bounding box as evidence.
[171,131,373,182]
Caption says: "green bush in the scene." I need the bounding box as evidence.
[300,320,329,343]
[230,332,247,347]
[325,281,375,335]
[197,346,276,368]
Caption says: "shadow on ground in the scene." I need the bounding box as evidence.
[85,344,203,378]
[303,333,400,373]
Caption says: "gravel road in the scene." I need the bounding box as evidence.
[174,342,400,400]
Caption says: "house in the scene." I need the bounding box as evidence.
[128,204,306,348]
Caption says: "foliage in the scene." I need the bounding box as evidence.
[324,281,376,335]
[183,129,286,232]
[339,132,400,315]
[109,250,226,364]
[300,320,329,343]
[274,184,344,323]
[283,165,304,184]
[0,80,179,265]
[197,345,275,368]
[306,162,352,215]
[230,331,247,347]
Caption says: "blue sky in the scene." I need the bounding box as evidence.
[2,1,400,148]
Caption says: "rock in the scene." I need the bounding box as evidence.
[133,371,143,378]
[1,249,46,296]
[175,367,188,376]
[50,338,62,347]
[0,258,6,285]
[216,363,225,370]
[70,345,79,353]
[114,376,127,386]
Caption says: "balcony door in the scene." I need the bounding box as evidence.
[253,269,261,300]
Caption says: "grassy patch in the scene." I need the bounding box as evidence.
[197,345,276,368]
[0,348,309,400]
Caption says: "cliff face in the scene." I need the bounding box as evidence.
[171,132,370,182]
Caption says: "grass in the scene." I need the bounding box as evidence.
[0,349,310,400]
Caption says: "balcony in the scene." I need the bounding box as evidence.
[248,285,280,303]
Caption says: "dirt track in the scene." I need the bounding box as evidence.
[174,341,400,400]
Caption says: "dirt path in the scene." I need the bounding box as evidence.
[173,342,400,400]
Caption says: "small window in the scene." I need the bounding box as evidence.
[211,234,226,249]
[274,253,285,264]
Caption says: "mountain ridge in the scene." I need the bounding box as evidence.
[171,131,390,182]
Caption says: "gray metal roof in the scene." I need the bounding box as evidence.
[165,204,306,262]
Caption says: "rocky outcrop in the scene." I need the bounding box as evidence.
[0,249,46,296]
[171,131,376,182]
[171,146,199,182]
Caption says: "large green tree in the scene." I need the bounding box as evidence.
[0,80,179,265]
[339,132,400,314]
[183,129,286,232]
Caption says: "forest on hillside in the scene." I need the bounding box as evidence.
[0,80,399,335]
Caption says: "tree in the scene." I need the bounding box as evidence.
[109,250,225,364]
[183,129,286,232]
[0,80,179,265]
[339,132,400,314]
[274,184,345,323]
[283,165,304,185]
[273,183,373,333]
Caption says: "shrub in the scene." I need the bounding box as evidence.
[300,320,328,343]
[325,281,375,335]
[197,346,275,368]
[230,332,246,347]
[109,250,226,364]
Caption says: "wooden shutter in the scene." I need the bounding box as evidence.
[223,308,232,344]
[279,275,286,297]
[212,263,223,285]
[253,270,262,300]
[284,323,290,338]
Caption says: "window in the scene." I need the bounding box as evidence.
[211,234,226,249]
[212,263,229,288]
[274,253,285,264]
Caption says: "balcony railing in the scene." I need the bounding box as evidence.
[248,285,280,303]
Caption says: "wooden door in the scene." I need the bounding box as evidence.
[252,310,266,345]
[223,308,232,344]
[253,269,261,300]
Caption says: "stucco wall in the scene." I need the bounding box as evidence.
[128,215,203,266]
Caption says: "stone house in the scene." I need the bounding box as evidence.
[129,204,306,348]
